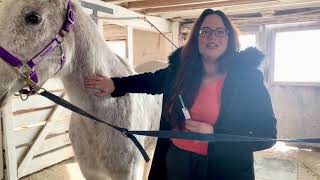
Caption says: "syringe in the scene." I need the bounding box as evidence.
[179,94,191,120]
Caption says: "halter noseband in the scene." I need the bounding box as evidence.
[0,0,75,93]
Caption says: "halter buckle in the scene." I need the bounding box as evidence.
[19,64,33,74]
[14,67,40,91]
[56,34,65,44]
[18,64,38,82]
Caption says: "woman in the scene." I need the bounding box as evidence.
[84,9,277,180]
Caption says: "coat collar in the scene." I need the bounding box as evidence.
[229,47,265,70]
[167,47,264,71]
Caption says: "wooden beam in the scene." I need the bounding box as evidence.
[232,14,320,26]
[2,99,18,180]
[219,0,320,15]
[171,22,180,49]
[138,0,276,14]
[81,0,171,33]
[104,24,128,40]
[81,1,113,14]
[181,13,320,26]
[127,0,230,11]
[152,0,320,19]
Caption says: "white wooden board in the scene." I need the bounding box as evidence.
[16,133,71,164]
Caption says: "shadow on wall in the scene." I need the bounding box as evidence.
[134,60,168,73]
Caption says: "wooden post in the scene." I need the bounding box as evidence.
[2,98,18,180]
[127,26,134,66]
[171,21,180,50]
[81,0,171,33]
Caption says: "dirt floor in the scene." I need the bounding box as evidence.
[20,158,85,180]
[20,143,320,180]
[254,143,320,180]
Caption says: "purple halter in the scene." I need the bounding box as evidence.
[0,0,75,86]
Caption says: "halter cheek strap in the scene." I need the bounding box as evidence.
[0,0,75,85]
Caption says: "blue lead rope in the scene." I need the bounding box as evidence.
[40,90,320,162]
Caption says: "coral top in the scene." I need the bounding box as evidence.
[172,76,225,155]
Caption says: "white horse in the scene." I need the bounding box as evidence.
[0,0,161,179]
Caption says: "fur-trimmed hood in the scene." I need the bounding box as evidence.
[167,47,265,72]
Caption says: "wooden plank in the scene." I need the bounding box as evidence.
[149,0,320,18]
[12,92,65,112]
[81,1,114,14]
[171,21,180,49]
[81,0,171,33]
[13,105,56,115]
[127,26,134,66]
[13,93,70,129]
[18,145,74,178]
[232,14,320,26]
[13,108,54,129]
[13,109,71,129]
[16,133,71,164]
[2,99,18,180]
[138,0,276,14]
[221,0,320,16]
[18,104,70,177]
[127,0,229,10]
[14,119,71,147]
[13,93,71,128]
[104,24,128,40]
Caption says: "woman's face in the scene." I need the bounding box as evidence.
[198,14,229,62]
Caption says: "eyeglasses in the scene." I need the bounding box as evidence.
[199,28,229,38]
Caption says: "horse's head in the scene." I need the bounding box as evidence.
[0,0,75,105]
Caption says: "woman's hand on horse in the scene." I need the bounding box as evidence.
[185,120,214,134]
[84,73,115,97]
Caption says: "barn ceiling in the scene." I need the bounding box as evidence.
[1,0,319,25]
[103,0,320,25]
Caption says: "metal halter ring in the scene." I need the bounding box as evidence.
[122,129,129,137]
[19,89,32,101]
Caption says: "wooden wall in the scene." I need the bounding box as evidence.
[1,79,73,180]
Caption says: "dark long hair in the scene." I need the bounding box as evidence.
[165,9,240,128]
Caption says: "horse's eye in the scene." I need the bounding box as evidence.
[25,12,42,25]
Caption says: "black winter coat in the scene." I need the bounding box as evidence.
[111,47,277,180]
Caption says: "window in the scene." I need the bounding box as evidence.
[239,34,256,50]
[273,29,320,83]
[106,40,127,59]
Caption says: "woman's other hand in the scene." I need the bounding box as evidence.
[185,120,214,134]
[84,73,115,97]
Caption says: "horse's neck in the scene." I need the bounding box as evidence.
[72,5,133,77]
[61,5,134,107]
